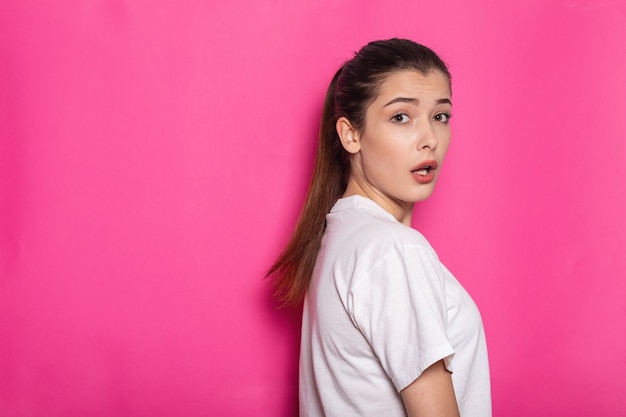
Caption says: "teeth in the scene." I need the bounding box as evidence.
[416,168,429,175]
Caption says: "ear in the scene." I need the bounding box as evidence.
[336,117,361,154]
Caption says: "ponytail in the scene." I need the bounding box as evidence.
[266,68,349,307]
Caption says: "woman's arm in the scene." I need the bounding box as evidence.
[400,360,460,417]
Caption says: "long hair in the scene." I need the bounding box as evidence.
[267,39,451,307]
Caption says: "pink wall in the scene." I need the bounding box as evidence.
[1,1,625,416]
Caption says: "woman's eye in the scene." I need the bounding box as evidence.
[434,113,451,124]
[392,113,410,123]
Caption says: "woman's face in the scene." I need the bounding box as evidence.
[338,69,452,222]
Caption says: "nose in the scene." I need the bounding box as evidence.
[417,119,438,151]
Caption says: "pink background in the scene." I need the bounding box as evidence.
[1,1,625,416]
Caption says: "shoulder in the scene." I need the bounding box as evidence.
[324,196,440,270]
[328,215,440,283]
[351,214,434,255]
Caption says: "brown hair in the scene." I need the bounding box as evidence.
[267,38,451,307]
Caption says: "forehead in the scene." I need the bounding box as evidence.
[373,70,451,104]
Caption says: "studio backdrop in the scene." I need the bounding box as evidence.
[1,1,625,416]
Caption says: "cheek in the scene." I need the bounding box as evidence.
[437,130,452,154]
[362,132,403,167]
[441,135,451,150]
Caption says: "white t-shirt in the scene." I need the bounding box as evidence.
[299,195,491,417]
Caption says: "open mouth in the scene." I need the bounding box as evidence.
[412,161,438,176]
[412,167,432,176]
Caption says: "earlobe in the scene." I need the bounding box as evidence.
[336,117,361,154]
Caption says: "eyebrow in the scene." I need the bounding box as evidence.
[383,97,453,107]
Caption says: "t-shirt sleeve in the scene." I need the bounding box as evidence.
[347,241,455,392]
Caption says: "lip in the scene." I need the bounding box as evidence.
[411,160,438,184]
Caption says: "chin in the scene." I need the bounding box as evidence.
[411,187,437,203]
[413,195,433,203]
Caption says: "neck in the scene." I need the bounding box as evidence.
[342,179,414,226]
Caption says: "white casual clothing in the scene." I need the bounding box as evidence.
[299,195,491,417]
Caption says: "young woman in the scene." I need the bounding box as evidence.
[268,39,491,417]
